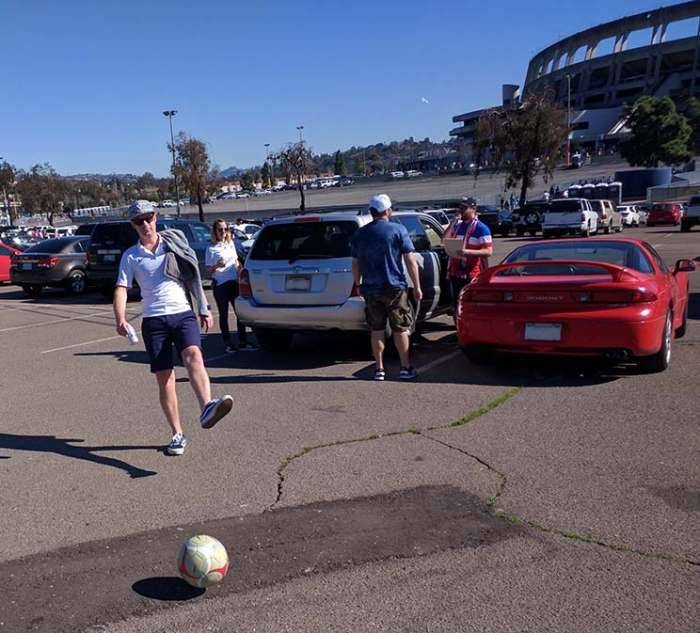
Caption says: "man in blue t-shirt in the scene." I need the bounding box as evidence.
[351,194,423,381]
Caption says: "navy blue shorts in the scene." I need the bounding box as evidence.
[141,310,201,373]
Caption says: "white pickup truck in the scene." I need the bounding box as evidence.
[682,194,700,232]
[542,198,598,238]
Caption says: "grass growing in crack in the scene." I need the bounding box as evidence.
[271,387,523,508]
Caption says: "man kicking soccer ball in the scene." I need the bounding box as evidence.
[113,200,233,455]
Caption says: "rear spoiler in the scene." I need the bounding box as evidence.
[479,260,635,283]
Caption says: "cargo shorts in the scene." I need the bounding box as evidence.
[364,288,414,333]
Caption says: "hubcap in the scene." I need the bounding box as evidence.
[72,276,85,293]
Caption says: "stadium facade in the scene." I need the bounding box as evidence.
[451,1,700,157]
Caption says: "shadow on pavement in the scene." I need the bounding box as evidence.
[132,577,205,601]
[688,292,700,320]
[0,433,159,478]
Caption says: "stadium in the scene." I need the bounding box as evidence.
[452,1,700,157]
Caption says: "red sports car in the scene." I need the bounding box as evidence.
[0,241,21,282]
[456,239,695,372]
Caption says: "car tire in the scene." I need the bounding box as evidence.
[581,224,591,238]
[604,225,610,234]
[516,227,525,237]
[640,311,672,373]
[22,284,42,298]
[254,328,294,353]
[65,270,87,295]
[461,345,491,365]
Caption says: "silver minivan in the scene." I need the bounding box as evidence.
[235,211,451,352]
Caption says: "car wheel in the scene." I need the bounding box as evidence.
[461,345,491,365]
[640,311,672,373]
[581,224,591,238]
[65,270,87,295]
[22,284,42,298]
[254,328,294,353]
[675,300,688,339]
[604,225,611,234]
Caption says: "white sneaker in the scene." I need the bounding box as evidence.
[200,395,233,429]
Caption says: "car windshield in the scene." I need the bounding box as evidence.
[250,220,358,261]
[548,200,582,213]
[23,238,80,254]
[502,242,654,274]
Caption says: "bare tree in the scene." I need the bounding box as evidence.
[475,93,567,207]
[278,142,313,212]
[173,132,210,221]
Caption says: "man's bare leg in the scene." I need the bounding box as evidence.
[155,369,182,434]
[371,330,386,370]
[181,345,212,411]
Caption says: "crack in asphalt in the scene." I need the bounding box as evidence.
[271,383,698,568]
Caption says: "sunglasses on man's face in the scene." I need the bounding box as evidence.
[132,214,155,226]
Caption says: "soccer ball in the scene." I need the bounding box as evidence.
[177,534,230,588]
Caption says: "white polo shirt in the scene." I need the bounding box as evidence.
[116,237,191,318]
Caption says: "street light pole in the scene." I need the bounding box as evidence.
[163,110,181,217]
[264,143,271,188]
[566,74,572,167]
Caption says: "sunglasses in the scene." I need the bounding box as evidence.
[215,226,229,232]
[132,214,155,226]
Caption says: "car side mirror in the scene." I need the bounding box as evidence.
[674,259,696,273]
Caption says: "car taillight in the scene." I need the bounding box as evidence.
[587,289,657,304]
[37,257,59,268]
[238,268,252,297]
[463,289,506,302]
[350,282,361,297]
[602,212,608,219]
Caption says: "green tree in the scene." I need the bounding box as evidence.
[240,171,254,191]
[333,150,346,176]
[620,96,693,168]
[173,132,210,221]
[0,161,17,225]
[681,96,700,154]
[278,142,313,212]
[15,163,68,225]
[475,93,567,207]
[261,162,272,188]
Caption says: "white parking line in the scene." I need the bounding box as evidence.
[0,308,117,333]
[415,350,461,375]
[41,335,123,354]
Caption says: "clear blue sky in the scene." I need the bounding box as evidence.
[0,0,681,176]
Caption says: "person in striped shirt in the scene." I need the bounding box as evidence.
[443,196,493,313]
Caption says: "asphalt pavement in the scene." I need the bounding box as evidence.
[0,225,698,632]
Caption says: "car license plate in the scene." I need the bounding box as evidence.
[21,263,32,270]
[286,275,311,291]
[525,323,561,341]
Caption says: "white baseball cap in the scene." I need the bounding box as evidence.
[127,199,155,220]
[368,194,392,214]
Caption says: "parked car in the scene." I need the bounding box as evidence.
[457,238,695,372]
[590,199,623,234]
[647,202,682,227]
[235,211,451,352]
[682,194,700,232]
[236,192,251,199]
[159,200,177,208]
[476,205,512,237]
[86,218,212,297]
[0,241,22,282]
[236,223,261,237]
[425,210,450,229]
[390,171,405,179]
[636,205,650,224]
[339,177,354,187]
[512,201,549,236]
[617,205,640,227]
[10,236,91,297]
[542,198,598,238]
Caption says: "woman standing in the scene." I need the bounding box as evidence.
[205,219,255,353]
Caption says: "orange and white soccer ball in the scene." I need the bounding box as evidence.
[177,534,230,588]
